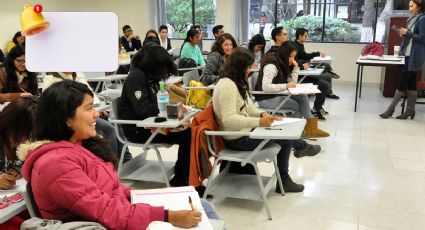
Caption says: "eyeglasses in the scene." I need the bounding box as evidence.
[14,59,25,64]
[126,29,133,33]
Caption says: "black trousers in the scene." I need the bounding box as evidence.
[224,137,292,177]
[300,75,331,110]
[123,126,191,185]
[398,57,417,91]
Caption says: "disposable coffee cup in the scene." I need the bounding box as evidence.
[394,46,400,57]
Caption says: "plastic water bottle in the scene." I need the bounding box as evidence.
[156,82,169,117]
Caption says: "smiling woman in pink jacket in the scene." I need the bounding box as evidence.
[20,80,202,229]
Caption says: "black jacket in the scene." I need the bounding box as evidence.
[118,67,160,125]
[120,36,142,52]
[295,41,320,70]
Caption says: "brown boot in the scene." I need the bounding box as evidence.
[304,117,330,138]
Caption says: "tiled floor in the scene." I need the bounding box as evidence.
[128,83,425,230]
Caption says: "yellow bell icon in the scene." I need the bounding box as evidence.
[20,3,50,36]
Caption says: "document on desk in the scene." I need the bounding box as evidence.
[312,56,332,62]
[131,186,213,230]
[359,55,402,61]
[288,83,321,95]
[0,178,26,201]
[270,118,305,129]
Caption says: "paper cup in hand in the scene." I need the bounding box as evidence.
[394,46,400,57]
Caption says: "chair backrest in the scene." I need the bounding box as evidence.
[110,97,120,120]
[182,69,200,87]
[25,181,42,218]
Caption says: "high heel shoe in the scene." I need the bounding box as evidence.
[379,110,394,119]
[396,111,415,120]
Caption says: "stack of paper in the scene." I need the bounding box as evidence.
[288,83,321,95]
[268,118,305,130]
[0,178,26,203]
[131,186,213,230]
[312,56,332,62]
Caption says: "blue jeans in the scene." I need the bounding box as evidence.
[201,199,220,220]
[258,94,313,119]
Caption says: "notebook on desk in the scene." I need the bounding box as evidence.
[131,186,213,230]
[288,83,321,95]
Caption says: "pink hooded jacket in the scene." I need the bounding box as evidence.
[20,140,165,230]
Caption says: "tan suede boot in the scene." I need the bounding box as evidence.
[304,117,330,138]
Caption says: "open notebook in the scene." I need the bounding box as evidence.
[131,186,213,230]
[288,83,321,95]
[267,118,305,130]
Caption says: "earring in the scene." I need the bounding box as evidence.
[66,122,71,127]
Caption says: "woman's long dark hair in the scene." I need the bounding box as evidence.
[219,47,254,100]
[131,45,177,82]
[248,34,266,56]
[180,29,200,55]
[211,33,237,55]
[275,41,298,79]
[35,80,118,167]
[0,96,38,161]
[4,45,38,94]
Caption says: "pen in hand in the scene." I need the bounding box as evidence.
[188,196,195,211]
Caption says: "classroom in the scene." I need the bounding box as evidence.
[1,0,425,229]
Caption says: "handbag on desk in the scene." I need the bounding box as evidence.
[361,42,384,56]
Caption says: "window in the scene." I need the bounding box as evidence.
[249,0,388,43]
[160,0,217,39]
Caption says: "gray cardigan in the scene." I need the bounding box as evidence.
[401,14,425,72]
[201,51,224,86]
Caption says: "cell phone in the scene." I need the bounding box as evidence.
[391,25,401,31]
[154,117,167,123]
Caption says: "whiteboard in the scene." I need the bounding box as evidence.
[26,12,118,72]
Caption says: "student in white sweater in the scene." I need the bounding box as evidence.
[213,47,304,193]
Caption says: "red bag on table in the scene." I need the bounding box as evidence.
[361,42,384,56]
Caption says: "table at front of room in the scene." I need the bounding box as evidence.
[354,55,405,112]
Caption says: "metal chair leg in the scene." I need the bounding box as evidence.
[273,158,284,196]
[203,158,221,199]
[253,162,272,220]
[153,147,171,187]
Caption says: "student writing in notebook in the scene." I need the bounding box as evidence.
[20,81,206,229]
[255,41,329,139]
[0,45,37,103]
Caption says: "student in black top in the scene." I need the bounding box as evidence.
[120,25,142,52]
[159,25,172,50]
[294,28,334,120]
[118,44,192,188]
[212,25,224,40]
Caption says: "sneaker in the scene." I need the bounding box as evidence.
[294,144,321,158]
[329,71,341,79]
[312,110,326,120]
[320,108,329,115]
[326,94,340,99]
[275,176,304,193]
[195,185,213,198]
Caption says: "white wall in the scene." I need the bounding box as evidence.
[0,0,154,51]
[0,0,380,83]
